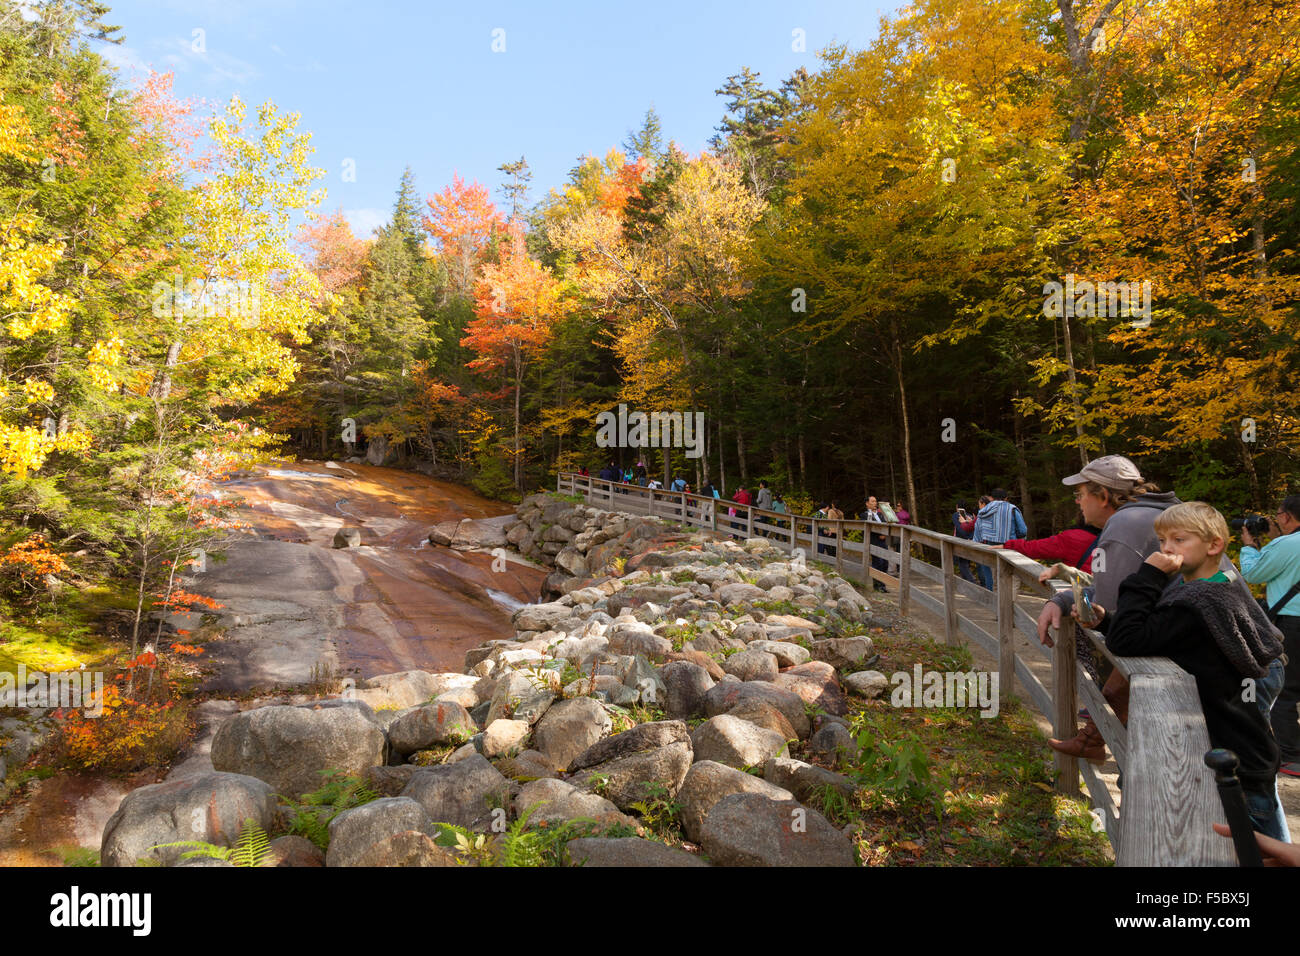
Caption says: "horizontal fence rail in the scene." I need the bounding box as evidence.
[557,472,1236,865]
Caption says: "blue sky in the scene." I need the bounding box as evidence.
[93,0,892,239]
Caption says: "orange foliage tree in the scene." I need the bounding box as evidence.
[465,229,572,489]
[422,173,506,300]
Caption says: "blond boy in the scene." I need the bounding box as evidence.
[1103,502,1287,840]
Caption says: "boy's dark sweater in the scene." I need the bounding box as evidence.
[1104,562,1281,792]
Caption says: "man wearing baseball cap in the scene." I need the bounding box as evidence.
[1037,454,1284,764]
[1037,456,1177,760]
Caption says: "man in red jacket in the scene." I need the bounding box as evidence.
[999,522,1103,572]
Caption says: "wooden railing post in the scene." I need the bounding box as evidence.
[1052,615,1081,797]
[835,521,843,573]
[1118,665,1236,865]
[996,556,1016,704]
[939,539,958,645]
[746,507,754,538]
[898,525,912,615]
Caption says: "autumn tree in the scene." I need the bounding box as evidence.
[465,227,570,490]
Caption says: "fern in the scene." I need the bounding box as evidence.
[150,818,271,867]
[498,804,544,867]
[228,820,272,867]
[284,769,381,851]
[429,805,604,867]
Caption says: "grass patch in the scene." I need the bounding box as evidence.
[0,583,126,672]
[823,630,1110,866]
[54,845,101,867]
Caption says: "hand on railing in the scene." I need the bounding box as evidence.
[1037,601,1062,647]
[1211,823,1298,867]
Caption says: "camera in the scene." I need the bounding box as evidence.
[1230,515,1271,537]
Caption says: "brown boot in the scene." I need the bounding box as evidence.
[1048,719,1106,763]
[1102,671,1130,726]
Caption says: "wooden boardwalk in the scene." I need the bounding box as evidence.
[558,472,1261,865]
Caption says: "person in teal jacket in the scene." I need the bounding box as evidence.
[1240,495,1300,776]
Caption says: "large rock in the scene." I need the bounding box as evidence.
[606,629,673,660]
[763,613,824,634]
[666,649,726,681]
[485,670,544,726]
[510,688,555,726]
[326,796,456,867]
[691,714,789,768]
[704,681,811,739]
[748,640,811,667]
[428,520,462,547]
[570,742,693,811]
[568,720,690,771]
[354,670,473,710]
[660,660,715,719]
[717,582,767,605]
[513,602,574,633]
[495,749,559,782]
[514,778,635,829]
[555,547,589,577]
[699,793,857,867]
[552,635,609,669]
[772,661,849,717]
[533,697,612,770]
[843,670,889,699]
[810,636,875,669]
[722,649,779,683]
[724,699,798,742]
[210,701,386,799]
[763,757,857,803]
[677,760,793,842]
[451,515,512,550]
[565,837,709,867]
[267,835,325,868]
[365,435,399,466]
[401,754,513,832]
[482,718,530,758]
[561,674,627,701]
[387,701,476,755]
[101,771,279,867]
[332,527,362,549]
[365,764,422,796]
[807,722,856,763]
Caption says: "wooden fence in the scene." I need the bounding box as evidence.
[557,472,1236,866]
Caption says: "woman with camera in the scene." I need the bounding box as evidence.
[1241,496,1300,777]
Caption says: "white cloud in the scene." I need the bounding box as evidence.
[158,37,259,85]
[93,35,259,87]
[343,208,388,239]
[96,42,150,79]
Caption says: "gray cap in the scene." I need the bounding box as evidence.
[1062,455,1143,489]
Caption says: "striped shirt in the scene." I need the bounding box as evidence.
[973,500,1027,545]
